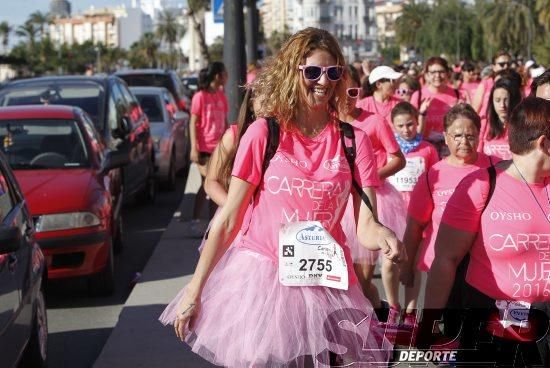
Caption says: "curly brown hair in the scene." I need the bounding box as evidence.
[252,27,348,130]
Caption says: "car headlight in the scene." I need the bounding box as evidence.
[35,212,101,232]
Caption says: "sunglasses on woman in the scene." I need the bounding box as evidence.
[346,87,361,98]
[298,65,344,81]
[496,61,511,68]
[396,88,412,96]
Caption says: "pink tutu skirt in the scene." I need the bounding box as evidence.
[343,181,406,265]
[159,246,392,367]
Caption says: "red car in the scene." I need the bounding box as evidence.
[0,105,127,295]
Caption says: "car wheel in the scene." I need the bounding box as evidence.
[113,215,124,254]
[88,239,115,296]
[163,152,176,191]
[20,287,48,368]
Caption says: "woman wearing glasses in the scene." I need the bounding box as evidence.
[411,57,464,158]
[472,50,512,116]
[422,97,549,366]
[400,104,497,321]
[356,65,403,126]
[164,28,404,367]
[340,65,406,325]
[478,78,522,161]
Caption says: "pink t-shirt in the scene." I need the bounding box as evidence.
[479,118,511,160]
[411,86,461,139]
[351,109,401,169]
[232,119,380,285]
[477,78,494,119]
[442,167,550,302]
[356,96,400,126]
[408,153,496,271]
[459,81,480,103]
[390,140,439,208]
[191,90,228,153]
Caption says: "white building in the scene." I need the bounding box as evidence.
[49,5,153,49]
[260,0,378,61]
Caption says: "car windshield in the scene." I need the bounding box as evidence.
[134,94,164,123]
[0,119,89,169]
[118,74,176,97]
[0,81,105,131]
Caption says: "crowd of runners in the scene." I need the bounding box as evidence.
[159,27,549,367]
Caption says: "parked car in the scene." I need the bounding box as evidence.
[115,69,190,113]
[181,75,198,99]
[0,105,128,294]
[0,150,47,368]
[0,75,156,204]
[130,86,190,189]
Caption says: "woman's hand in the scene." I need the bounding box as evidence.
[174,292,201,341]
[419,96,434,115]
[377,225,407,264]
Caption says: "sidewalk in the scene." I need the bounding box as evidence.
[94,164,427,368]
[93,164,214,367]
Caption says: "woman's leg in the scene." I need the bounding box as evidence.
[354,262,381,309]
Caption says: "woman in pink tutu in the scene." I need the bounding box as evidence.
[160,28,406,367]
[341,65,407,325]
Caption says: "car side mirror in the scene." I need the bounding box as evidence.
[0,225,22,254]
[112,116,132,139]
[101,150,130,174]
[174,111,187,121]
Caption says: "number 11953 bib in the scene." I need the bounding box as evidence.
[278,221,349,290]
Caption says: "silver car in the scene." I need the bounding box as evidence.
[130,87,190,190]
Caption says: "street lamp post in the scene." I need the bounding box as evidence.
[223,0,246,123]
[95,45,101,74]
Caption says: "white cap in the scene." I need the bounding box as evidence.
[525,60,535,69]
[368,66,403,84]
[530,66,545,79]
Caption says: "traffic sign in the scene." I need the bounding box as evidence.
[212,0,224,23]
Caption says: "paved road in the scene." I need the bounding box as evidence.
[44,176,187,368]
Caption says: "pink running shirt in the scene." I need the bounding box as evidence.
[408,153,496,271]
[351,109,401,169]
[390,141,439,208]
[459,81,480,103]
[232,119,380,285]
[477,78,494,119]
[356,96,400,126]
[479,118,511,160]
[411,86,461,138]
[191,89,228,153]
[442,167,550,303]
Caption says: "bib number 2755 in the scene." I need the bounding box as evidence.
[299,259,332,272]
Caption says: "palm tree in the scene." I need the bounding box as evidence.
[140,33,160,67]
[16,20,39,55]
[482,0,535,58]
[0,21,12,54]
[29,11,51,39]
[187,0,211,63]
[394,3,431,50]
[536,0,550,31]
[156,9,185,68]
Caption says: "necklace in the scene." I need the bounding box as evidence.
[512,161,550,223]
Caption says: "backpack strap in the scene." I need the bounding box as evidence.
[262,117,280,176]
[454,87,460,101]
[339,121,378,223]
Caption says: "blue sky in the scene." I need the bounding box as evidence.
[1,0,131,29]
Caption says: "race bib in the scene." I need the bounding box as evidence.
[388,156,426,192]
[495,300,531,328]
[278,221,348,290]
